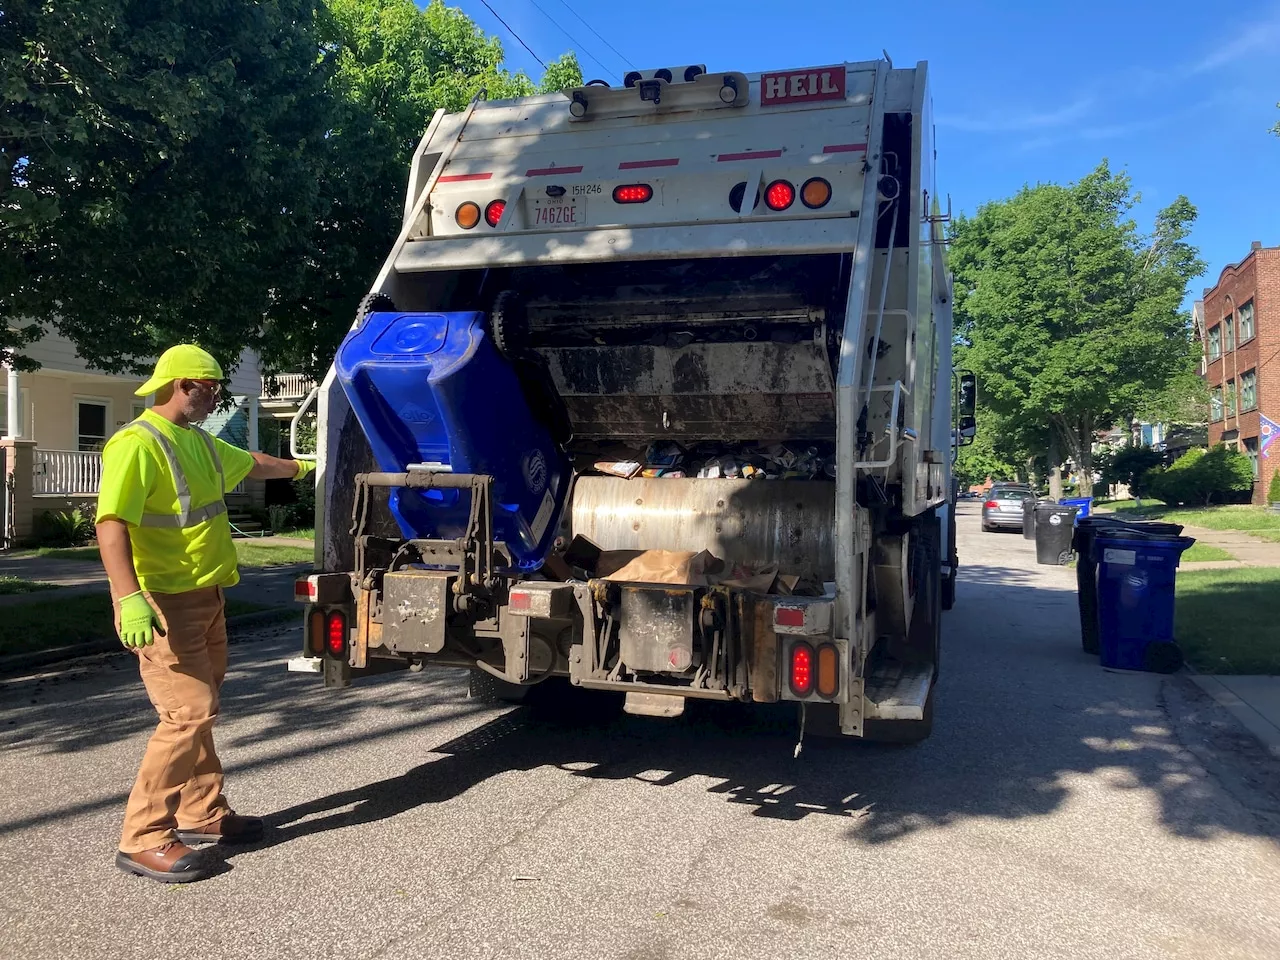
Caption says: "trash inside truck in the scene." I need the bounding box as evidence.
[288,58,978,743]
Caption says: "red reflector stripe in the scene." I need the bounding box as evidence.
[439,173,493,183]
[718,149,783,162]
[509,592,532,610]
[525,166,583,177]
[822,142,869,154]
[775,606,805,627]
[619,158,679,169]
[294,579,315,600]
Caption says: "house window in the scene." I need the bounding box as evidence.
[1224,315,1235,352]
[130,401,146,422]
[0,389,27,438]
[1210,386,1223,421]
[1241,370,1257,412]
[1244,437,1260,479]
[1208,325,1221,360]
[1239,300,1255,341]
[76,399,109,451]
[1226,380,1237,418]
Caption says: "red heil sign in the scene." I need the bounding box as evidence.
[759,67,846,106]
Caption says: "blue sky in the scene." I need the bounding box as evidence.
[452,0,1279,300]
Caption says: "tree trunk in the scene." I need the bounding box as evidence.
[1048,433,1063,501]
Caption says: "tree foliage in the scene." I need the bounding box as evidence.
[2,0,580,377]
[950,161,1205,498]
[1099,444,1164,497]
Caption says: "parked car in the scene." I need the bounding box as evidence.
[982,486,1035,532]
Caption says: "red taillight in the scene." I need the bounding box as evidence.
[984,500,999,509]
[765,179,795,211]
[612,184,653,204]
[325,611,346,658]
[485,200,505,227]
[789,642,814,697]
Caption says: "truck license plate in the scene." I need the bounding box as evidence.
[531,198,583,228]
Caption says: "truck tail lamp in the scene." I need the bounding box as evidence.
[789,641,814,697]
[308,610,326,656]
[485,200,506,227]
[612,184,653,203]
[295,573,351,605]
[765,179,795,211]
[787,640,842,700]
[456,201,481,229]
[296,578,317,603]
[325,610,347,659]
[801,177,831,209]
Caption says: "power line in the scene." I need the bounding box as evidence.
[476,0,547,70]
[524,0,615,79]
[553,0,637,71]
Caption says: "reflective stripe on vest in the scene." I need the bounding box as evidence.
[129,420,228,529]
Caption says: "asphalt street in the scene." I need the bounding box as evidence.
[3,501,1279,959]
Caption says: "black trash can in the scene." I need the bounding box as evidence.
[1022,498,1037,539]
[1073,517,1184,654]
[1034,503,1078,564]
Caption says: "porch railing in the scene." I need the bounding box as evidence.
[33,449,103,496]
[261,373,315,402]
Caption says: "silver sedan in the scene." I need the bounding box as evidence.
[982,487,1034,532]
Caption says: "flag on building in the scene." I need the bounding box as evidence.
[1261,414,1279,459]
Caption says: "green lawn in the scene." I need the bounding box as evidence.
[275,527,314,540]
[24,542,312,568]
[1103,500,1280,542]
[0,595,270,657]
[0,577,61,596]
[1180,543,1234,562]
[1177,567,1280,674]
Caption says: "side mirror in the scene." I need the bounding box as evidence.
[958,415,976,442]
[957,370,976,420]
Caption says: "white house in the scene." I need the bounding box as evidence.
[1,328,266,544]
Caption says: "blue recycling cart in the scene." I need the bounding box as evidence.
[1094,530,1195,673]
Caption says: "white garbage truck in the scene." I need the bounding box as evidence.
[288,58,976,743]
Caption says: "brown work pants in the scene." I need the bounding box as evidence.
[117,585,232,853]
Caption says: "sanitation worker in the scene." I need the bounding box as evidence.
[96,344,314,884]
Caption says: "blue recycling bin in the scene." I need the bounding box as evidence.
[1094,531,1195,672]
[1060,497,1093,522]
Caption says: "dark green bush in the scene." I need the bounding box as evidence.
[36,508,96,547]
[1143,446,1254,506]
[1102,444,1165,498]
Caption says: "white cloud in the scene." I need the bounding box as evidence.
[1189,7,1280,74]
[939,97,1094,133]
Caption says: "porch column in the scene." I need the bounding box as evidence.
[4,364,19,439]
[248,394,260,452]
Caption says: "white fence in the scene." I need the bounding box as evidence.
[33,449,104,496]
[261,372,315,402]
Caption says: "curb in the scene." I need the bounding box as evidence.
[1187,673,1280,758]
[0,607,297,678]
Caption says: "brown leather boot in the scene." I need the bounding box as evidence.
[176,812,264,846]
[115,841,211,883]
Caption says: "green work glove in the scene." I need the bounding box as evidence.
[117,591,162,648]
[293,460,316,481]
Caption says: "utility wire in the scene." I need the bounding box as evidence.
[476,0,547,69]
[553,0,637,71]
[524,0,615,79]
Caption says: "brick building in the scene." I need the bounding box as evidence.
[1201,241,1280,504]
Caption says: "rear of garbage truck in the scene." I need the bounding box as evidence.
[288,59,970,743]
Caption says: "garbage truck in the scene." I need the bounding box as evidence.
[287,58,977,743]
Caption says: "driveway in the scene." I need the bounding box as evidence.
[2,501,1278,959]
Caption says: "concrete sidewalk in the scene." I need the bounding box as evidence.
[1191,675,1280,757]
[1179,524,1280,567]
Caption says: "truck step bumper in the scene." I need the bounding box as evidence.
[864,662,932,720]
[287,656,323,674]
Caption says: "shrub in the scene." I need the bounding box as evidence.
[268,503,292,533]
[1270,469,1280,505]
[36,508,96,547]
[1143,446,1255,506]
[1102,444,1165,498]
[291,475,315,528]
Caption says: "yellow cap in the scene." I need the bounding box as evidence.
[135,344,224,397]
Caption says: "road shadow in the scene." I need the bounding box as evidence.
[4,563,1279,851]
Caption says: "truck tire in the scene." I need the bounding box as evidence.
[489,290,529,358]
[941,568,956,611]
[355,292,395,327]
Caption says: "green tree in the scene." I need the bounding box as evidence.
[1144,446,1253,506]
[950,161,1205,499]
[1,0,337,373]
[261,0,583,376]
